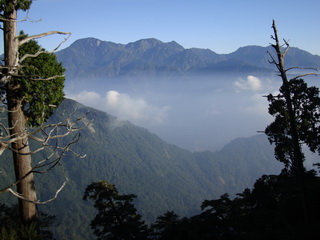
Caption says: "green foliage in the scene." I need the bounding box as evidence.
[265,79,320,169]
[12,32,65,126]
[150,211,180,240]
[150,170,320,240]
[0,0,32,13]
[0,99,281,239]
[83,180,150,240]
[0,204,56,240]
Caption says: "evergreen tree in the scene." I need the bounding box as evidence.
[265,20,320,233]
[16,32,65,127]
[265,78,320,171]
[1,0,38,224]
[0,0,71,225]
[83,180,150,240]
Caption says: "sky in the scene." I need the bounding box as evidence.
[1,0,320,151]
[1,0,319,55]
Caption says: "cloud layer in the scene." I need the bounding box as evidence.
[66,74,280,151]
[105,90,170,125]
[233,75,262,91]
[66,90,170,127]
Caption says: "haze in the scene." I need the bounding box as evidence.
[65,72,285,151]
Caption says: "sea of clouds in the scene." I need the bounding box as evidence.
[66,74,280,151]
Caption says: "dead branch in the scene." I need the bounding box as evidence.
[11,73,65,81]
[0,108,92,205]
[19,31,71,47]
[19,50,47,63]
[19,32,71,63]
[291,73,318,81]
[285,66,318,73]
[6,177,69,205]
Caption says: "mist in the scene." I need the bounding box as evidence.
[66,73,282,151]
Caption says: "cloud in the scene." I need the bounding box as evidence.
[234,75,262,92]
[105,90,170,126]
[65,90,103,108]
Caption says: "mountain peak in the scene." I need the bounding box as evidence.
[126,38,163,50]
[70,37,104,48]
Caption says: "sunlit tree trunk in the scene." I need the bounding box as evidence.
[3,2,37,224]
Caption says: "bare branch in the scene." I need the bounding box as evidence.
[6,178,69,205]
[285,66,318,73]
[282,39,290,57]
[11,73,65,81]
[19,50,47,63]
[19,31,71,47]
[19,32,71,63]
[291,73,319,81]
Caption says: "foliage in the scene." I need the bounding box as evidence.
[0,0,32,13]
[0,99,281,239]
[150,211,180,240]
[0,204,56,240]
[83,180,150,240]
[11,32,65,126]
[265,78,320,169]
[83,171,320,240]
[148,170,320,240]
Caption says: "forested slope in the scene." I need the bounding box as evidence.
[0,99,282,239]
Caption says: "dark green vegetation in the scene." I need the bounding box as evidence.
[85,170,320,240]
[0,204,56,240]
[0,99,282,239]
[83,181,150,240]
[78,23,320,239]
[17,32,65,127]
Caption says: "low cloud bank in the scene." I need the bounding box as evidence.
[66,90,170,127]
[234,75,262,92]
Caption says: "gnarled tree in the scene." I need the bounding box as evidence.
[0,0,88,225]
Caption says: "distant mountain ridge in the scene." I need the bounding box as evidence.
[56,37,320,81]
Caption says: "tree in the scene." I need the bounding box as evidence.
[0,0,87,226]
[0,203,56,240]
[265,79,320,169]
[150,211,180,240]
[83,180,150,240]
[265,20,319,233]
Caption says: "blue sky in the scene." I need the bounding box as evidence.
[1,0,319,55]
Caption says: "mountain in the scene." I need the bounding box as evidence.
[56,38,320,82]
[0,99,282,239]
[227,45,320,71]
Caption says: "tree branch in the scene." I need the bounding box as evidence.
[6,178,69,205]
[18,31,71,46]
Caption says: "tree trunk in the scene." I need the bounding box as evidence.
[3,5,38,224]
[271,20,309,232]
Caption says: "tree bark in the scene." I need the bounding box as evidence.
[3,4,38,224]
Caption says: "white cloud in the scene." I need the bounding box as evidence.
[105,90,170,126]
[65,90,103,108]
[234,75,262,92]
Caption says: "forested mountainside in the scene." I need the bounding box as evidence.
[56,38,320,81]
[0,99,282,239]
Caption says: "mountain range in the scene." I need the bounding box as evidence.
[1,38,319,239]
[56,37,320,82]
